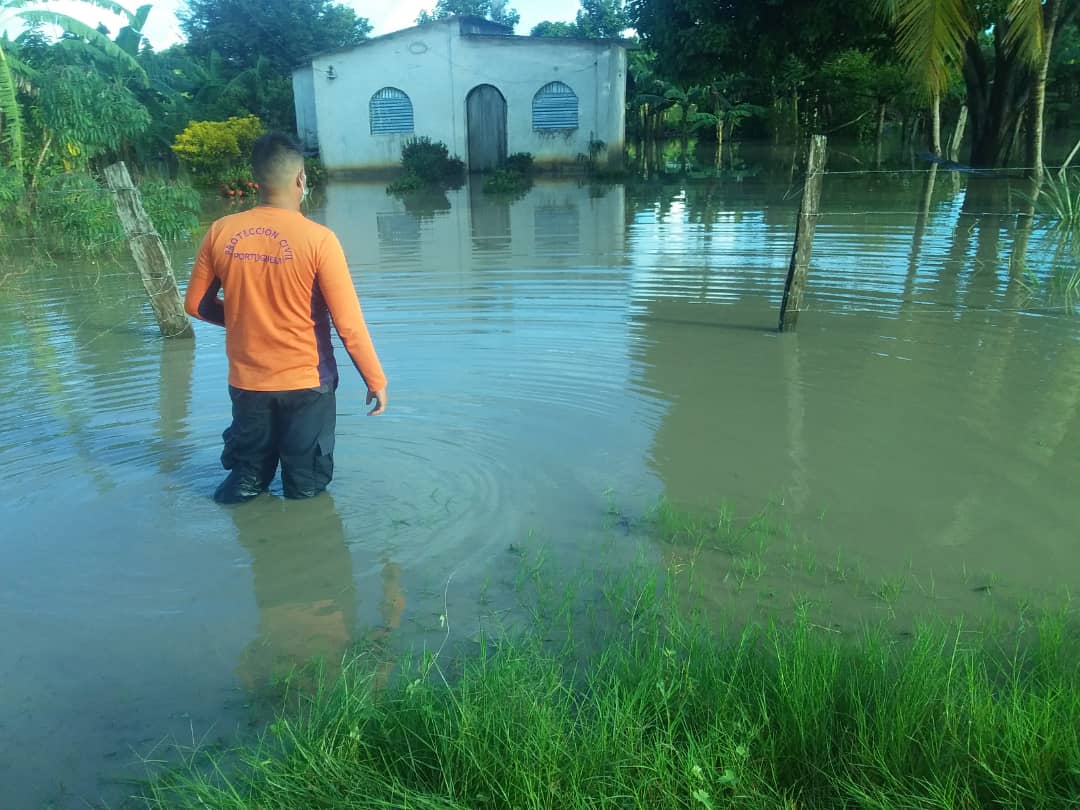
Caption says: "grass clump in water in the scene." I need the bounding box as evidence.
[483,153,535,198]
[1023,171,1080,309]
[144,562,1080,809]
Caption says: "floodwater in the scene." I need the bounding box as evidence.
[2,156,1080,808]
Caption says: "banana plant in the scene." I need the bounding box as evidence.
[0,0,147,177]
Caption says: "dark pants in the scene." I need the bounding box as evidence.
[215,386,336,504]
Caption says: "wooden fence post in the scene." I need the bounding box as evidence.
[778,134,826,332]
[104,161,194,339]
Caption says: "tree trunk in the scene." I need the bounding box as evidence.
[930,93,942,156]
[1011,176,1041,280]
[680,113,689,173]
[964,28,1034,167]
[792,91,800,144]
[1027,0,1062,186]
[906,163,939,301]
[876,101,887,167]
[716,116,724,169]
[29,131,52,194]
[1005,115,1024,165]
[714,95,723,169]
[948,105,968,162]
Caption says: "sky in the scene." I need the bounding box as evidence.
[31,0,585,50]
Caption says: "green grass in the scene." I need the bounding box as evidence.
[482,168,533,197]
[1021,172,1080,311]
[142,555,1080,809]
[1036,172,1080,232]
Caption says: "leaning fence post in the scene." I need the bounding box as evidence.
[104,161,194,339]
[778,134,826,333]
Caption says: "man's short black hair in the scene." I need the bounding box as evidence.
[251,132,304,190]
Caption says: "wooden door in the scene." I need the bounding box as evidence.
[466,84,507,173]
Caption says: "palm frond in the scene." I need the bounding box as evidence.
[874,0,903,22]
[7,0,140,27]
[17,11,147,83]
[888,0,974,95]
[0,44,25,176]
[1004,0,1045,64]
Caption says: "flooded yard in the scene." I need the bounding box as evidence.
[2,161,1079,808]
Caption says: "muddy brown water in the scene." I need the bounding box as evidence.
[2,164,1079,808]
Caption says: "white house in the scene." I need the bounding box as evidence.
[292,16,628,174]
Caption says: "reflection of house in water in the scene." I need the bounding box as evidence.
[469,182,512,257]
[533,201,580,258]
[324,180,625,274]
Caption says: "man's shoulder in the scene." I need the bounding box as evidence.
[207,208,340,248]
[207,209,255,236]
[212,208,266,228]
[296,215,338,244]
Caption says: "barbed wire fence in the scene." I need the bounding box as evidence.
[3,150,1078,342]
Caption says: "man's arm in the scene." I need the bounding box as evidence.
[316,233,388,414]
[184,227,225,327]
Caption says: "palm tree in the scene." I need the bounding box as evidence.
[0,0,146,177]
[876,0,1078,171]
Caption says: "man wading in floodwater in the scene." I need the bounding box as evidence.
[185,132,388,503]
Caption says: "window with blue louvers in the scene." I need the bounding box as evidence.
[370,87,414,135]
[532,82,578,131]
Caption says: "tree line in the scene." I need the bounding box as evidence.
[2,0,1078,213]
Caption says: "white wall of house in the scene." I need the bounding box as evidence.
[300,19,627,174]
[292,66,318,151]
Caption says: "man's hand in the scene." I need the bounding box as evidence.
[366,387,388,416]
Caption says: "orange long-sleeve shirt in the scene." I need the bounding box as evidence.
[185,206,387,393]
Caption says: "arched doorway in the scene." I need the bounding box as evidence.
[466,84,507,172]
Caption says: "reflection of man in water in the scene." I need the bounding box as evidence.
[184,133,388,504]
[229,496,404,691]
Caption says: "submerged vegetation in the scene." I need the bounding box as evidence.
[145,505,1080,809]
[387,137,466,195]
[33,174,200,253]
[483,152,534,196]
[1022,171,1080,309]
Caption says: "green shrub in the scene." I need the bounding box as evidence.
[34,173,200,253]
[576,137,611,175]
[37,65,151,168]
[482,167,532,196]
[142,181,202,241]
[303,156,327,188]
[504,152,534,174]
[481,153,534,197]
[171,115,265,186]
[390,137,464,192]
[0,167,24,229]
[385,173,426,194]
